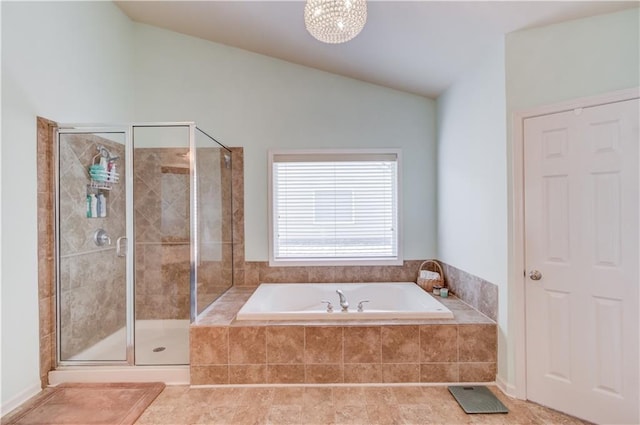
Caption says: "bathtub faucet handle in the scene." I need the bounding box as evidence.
[336,289,349,311]
[320,300,334,313]
[357,300,370,312]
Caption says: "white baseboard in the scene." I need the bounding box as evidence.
[1,381,42,417]
[496,374,521,400]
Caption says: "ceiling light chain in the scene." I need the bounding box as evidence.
[304,0,367,44]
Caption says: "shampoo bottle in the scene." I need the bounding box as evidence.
[99,157,108,182]
[96,193,103,218]
[108,162,117,182]
[89,194,98,218]
[86,194,92,218]
[98,193,107,217]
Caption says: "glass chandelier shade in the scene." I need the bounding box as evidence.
[304,0,367,44]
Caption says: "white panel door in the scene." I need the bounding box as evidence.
[524,98,639,424]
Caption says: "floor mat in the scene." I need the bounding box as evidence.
[448,385,509,414]
[2,382,165,425]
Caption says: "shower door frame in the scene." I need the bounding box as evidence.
[54,122,199,367]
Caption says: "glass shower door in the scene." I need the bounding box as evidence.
[132,125,191,365]
[56,129,130,363]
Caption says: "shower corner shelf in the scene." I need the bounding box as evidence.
[89,180,114,191]
[87,145,120,191]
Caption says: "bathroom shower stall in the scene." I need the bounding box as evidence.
[54,122,232,371]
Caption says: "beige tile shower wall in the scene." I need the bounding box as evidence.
[134,242,190,320]
[195,148,233,315]
[219,149,234,299]
[134,146,234,319]
[134,148,191,320]
[58,134,126,359]
[230,148,245,287]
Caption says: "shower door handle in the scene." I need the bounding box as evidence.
[116,236,127,258]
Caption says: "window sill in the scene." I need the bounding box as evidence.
[269,258,403,267]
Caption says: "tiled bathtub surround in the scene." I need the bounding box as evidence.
[440,262,498,321]
[237,261,427,287]
[190,288,497,385]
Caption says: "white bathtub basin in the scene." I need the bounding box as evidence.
[235,282,454,321]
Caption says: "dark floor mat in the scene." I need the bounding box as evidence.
[448,385,509,414]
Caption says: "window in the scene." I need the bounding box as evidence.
[269,150,402,266]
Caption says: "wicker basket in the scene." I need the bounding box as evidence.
[416,259,444,292]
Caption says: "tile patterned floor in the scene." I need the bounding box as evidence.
[134,385,589,425]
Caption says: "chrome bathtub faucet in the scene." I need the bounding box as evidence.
[357,300,370,312]
[336,289,349,311]
[320,300,334,313]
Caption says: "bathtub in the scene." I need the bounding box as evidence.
[235,282,454,321]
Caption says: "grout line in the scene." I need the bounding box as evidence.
[303,326,307,383]
[456,323,460,381]
[341,326,345,369]
[340,326,345,383]
[378,325,382,369]
[226,327,230,384]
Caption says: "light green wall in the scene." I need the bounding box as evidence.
[1,1,134,411]
[436,38,508,391]
[132,24,438,262]
[436,39,507,288]
[503,7,639,392]
[506,8,639,112]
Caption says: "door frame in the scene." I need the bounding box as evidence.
[54,125,133,366]
[509,87,639,400]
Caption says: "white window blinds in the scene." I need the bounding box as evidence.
[270,150,401,265]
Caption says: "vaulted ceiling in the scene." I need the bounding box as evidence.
[116,1,638,98]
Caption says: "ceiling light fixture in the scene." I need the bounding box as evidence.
[304,0,367,44]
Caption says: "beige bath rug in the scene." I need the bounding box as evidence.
[2,382,165,425]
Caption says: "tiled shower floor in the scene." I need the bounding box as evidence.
[135,384,590,424]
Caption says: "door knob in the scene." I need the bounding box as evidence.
[529,270,542,281]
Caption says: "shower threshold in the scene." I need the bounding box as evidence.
[48,365,190,386]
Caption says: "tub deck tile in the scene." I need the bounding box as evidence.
[194,287,494,327]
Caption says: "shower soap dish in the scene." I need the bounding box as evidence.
[417,259,444,293]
